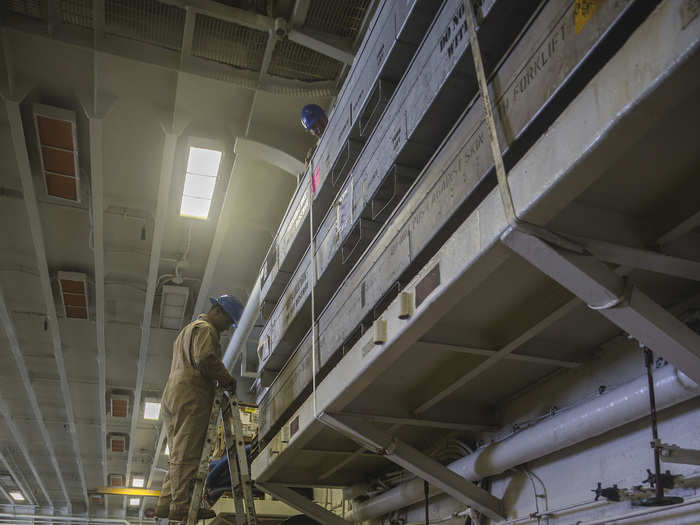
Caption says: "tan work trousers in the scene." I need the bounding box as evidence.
[156,378,214,515]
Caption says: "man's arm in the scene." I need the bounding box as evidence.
[192,326,237,391]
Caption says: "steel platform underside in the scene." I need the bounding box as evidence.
[252,2,700,489]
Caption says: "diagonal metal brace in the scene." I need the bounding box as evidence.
[256,483,353,525]
[501,225,700,383]
[324,414,506,521]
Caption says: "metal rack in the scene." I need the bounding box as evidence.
[258,0,440,318]
[256,0,542,386]
[255,0,658,447]
[252,0,700,521]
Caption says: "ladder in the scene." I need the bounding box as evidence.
[185,389,258,525]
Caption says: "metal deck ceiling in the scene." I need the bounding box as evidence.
[252,1,700,492]
[5,0,374,86]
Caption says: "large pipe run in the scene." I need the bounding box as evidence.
[223,276,261,372]
[349,366,699,521]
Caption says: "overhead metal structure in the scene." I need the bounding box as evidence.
[2,0,372,96]
[2,57,89,505]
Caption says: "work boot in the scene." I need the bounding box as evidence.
[168,507,216,521]
[154,503,170,518]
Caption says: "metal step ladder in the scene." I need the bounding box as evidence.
[185,389,258,525]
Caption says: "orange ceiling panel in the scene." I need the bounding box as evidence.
[41,147,76,176]
[36,115,74,150]
[45,173,77,201]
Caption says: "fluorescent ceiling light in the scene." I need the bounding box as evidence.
[9,491,25,502]
[128,498,140,507]
[180,146,222,220]
[132,477,145,488]
[143,401,161,421]
[164,444,169,456]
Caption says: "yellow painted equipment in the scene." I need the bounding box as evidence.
[96,487,161,497]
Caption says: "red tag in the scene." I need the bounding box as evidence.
[312,165,320,194]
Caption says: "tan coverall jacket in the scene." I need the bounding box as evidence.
[157,315,235,515]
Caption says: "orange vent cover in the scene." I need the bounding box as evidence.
[33,105,80,202]
[57,271,88,319]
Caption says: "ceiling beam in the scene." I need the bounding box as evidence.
[180,7,195,69]
[86,0,114,493]
[123,127,179,488]
[2,21,338,97]
[0,482,11,503]
[3,97,89,508]
[86,113,108,491]
[290,0,311,28]
[159,0,354,65]
[0,395,53,506]
[0,286,70,506]
[258,31,279,86]
[0,449,36,506]
[288,29,354,65]
[161,0,274,31]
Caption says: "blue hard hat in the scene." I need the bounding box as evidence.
[209,294,244,326]
[300,104,326,130]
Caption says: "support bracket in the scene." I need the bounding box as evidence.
[322,413,506,521]
[256,483,353,525]
[657,443,700,466]
[501,225,700,383]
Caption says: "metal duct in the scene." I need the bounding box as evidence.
[348,366,700,521]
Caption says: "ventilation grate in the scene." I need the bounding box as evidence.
[268,39,342,81]
[106,0,185,51]
[305,0,371,39]
[6,0,44,20]
[192,14,267,71]
[60,0,93,28]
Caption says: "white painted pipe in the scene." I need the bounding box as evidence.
[223,276,261,372]
[349,366,699,521]
[577,494,700,524]
[0,513,128,524]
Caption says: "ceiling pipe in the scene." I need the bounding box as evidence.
[0,514,128,524]
[348,365,699,522]
[223,275,261,374]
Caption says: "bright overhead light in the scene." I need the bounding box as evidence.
[9,491,25,502]
[132,477,145,488]
[164,444,169,456]
[180,146,222,220]
[143,401,161,421]
[128,498,140,507]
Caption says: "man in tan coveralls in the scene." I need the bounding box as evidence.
[155,294,244,521]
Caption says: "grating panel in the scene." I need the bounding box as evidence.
[106,0,185,51]
[192,14,267,71]
[60,0,93,28]
[6,0,45,19]
[305,0,371,39]
[268,39,341,81]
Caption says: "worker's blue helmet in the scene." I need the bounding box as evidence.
[300,104,326,130]
[209,294,244,327]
